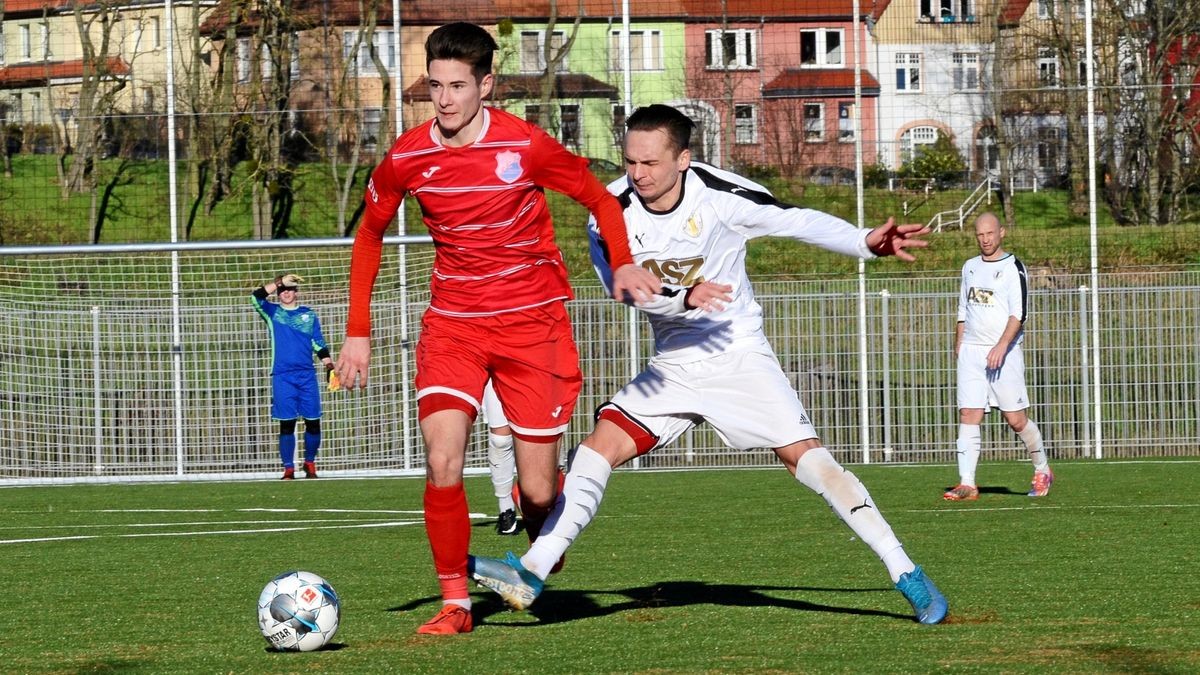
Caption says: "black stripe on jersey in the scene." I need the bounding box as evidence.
[690,165,796,209]
[616,185,636,210]
[1014,257,1028,323]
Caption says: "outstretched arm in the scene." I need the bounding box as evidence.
[865,218,930,262]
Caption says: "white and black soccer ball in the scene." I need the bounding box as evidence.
[257,570,341,652]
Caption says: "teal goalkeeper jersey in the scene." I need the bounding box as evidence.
[251,294,329,375]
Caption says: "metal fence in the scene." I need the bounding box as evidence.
[1,241,1196,485]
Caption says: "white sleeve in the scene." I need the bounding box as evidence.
[687,165,872,259]
[589,215,690,316]
[725,196,873,259]
[957,263,969,323]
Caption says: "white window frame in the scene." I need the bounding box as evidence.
[800,28,843,67]
[1075,47,1093,84]
[1038,47,1060,86]
[520,30,567,74]
[290,34,301,79]
[900,125,938,163]
[921,0,974,21]
[896,52,922,92]
[20,24,31,61]
[0,26,5,66]
[30,91,41,124]
[952,52,980,91]
[236,37,252,83]
[734,104,757,144]
[838,102,856,143]
[804,102,824,142]
[40,22,50,60]
[343,30,397,76]
[609,29,663,71]
[705,29,757,70]
[361,107,382,151]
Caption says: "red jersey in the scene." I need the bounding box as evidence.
[346,107,633,336]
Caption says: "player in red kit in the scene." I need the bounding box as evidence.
[334,22,661,635]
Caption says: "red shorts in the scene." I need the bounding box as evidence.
[415,302,582,438]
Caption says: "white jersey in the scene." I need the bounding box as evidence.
[589,162,874,364]
[957,253,1028,347]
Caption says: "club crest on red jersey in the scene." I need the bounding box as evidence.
[495,150,524,183]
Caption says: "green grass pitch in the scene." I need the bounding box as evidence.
[4,460,1199,673]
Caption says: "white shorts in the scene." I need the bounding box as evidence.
[956,342,1030,412]
[606,350,818,451]
[481,380,508,429]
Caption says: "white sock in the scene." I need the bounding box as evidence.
[445,598,471,610]
[521,444,612,580]
[956,424,982,486]
[794,447,914,583]
[1018,421,1049,473]
[488,431,516,511]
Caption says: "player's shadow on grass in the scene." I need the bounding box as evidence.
[472,580,912,626]
[942,485,1026,497]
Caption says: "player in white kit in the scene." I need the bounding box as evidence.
[470,104,948,624]
[944,212,1053,501]
[480,381,520,535]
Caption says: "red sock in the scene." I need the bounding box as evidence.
[423,481,470,601]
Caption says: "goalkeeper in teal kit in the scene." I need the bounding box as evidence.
[252,274,339,479]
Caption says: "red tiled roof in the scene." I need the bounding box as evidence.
[762,68,880,98]
[200,0,503,34]
[679,0,877,19]
[0,58,130,89]
[3,0,67,13]
[403,72,618,102]
[999,0,1033,26]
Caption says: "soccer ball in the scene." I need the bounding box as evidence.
[257,570,341,652]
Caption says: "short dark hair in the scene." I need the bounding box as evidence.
[626,104,695,154]
[425,22,498,81]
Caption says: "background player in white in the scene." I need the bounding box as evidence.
[481,380,519,535]
[944,212,1053,500]
[470,104,948,624]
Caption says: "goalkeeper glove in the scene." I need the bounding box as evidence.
[326,365,341,392]
[278,273,304,289]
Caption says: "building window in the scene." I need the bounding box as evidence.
[734,104,757,144]
[1076,47,1093,84]
[952,52,980,91]
[804,103,824,142]
[343,30,397,75]
[975,125,998,172]
[30,91,41,124]
[800,29,842,67]
[1038,47,1059,86]
[921,0,974,21]
[560,104,580,148]
[900,125,938,163]
[1037,126,1060,171]
[141,87,154,111]
[236,37,252,83]
[612,104,627,146]
[361,108,382,152]
[524,104,543,127]
[20,24,31,61]
[0,26,4,66]
[40,22,50,60]
[838,102,855,142]
[609,30,662,71]
[705,29,757,70]
[150,17,162,49]
[521,30,567,73]
[290,34,301,78]
[896,52,922,92]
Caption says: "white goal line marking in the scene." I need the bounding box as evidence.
[905,502,1200,513]
[0,520,423,545]
[0,518,407,531]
